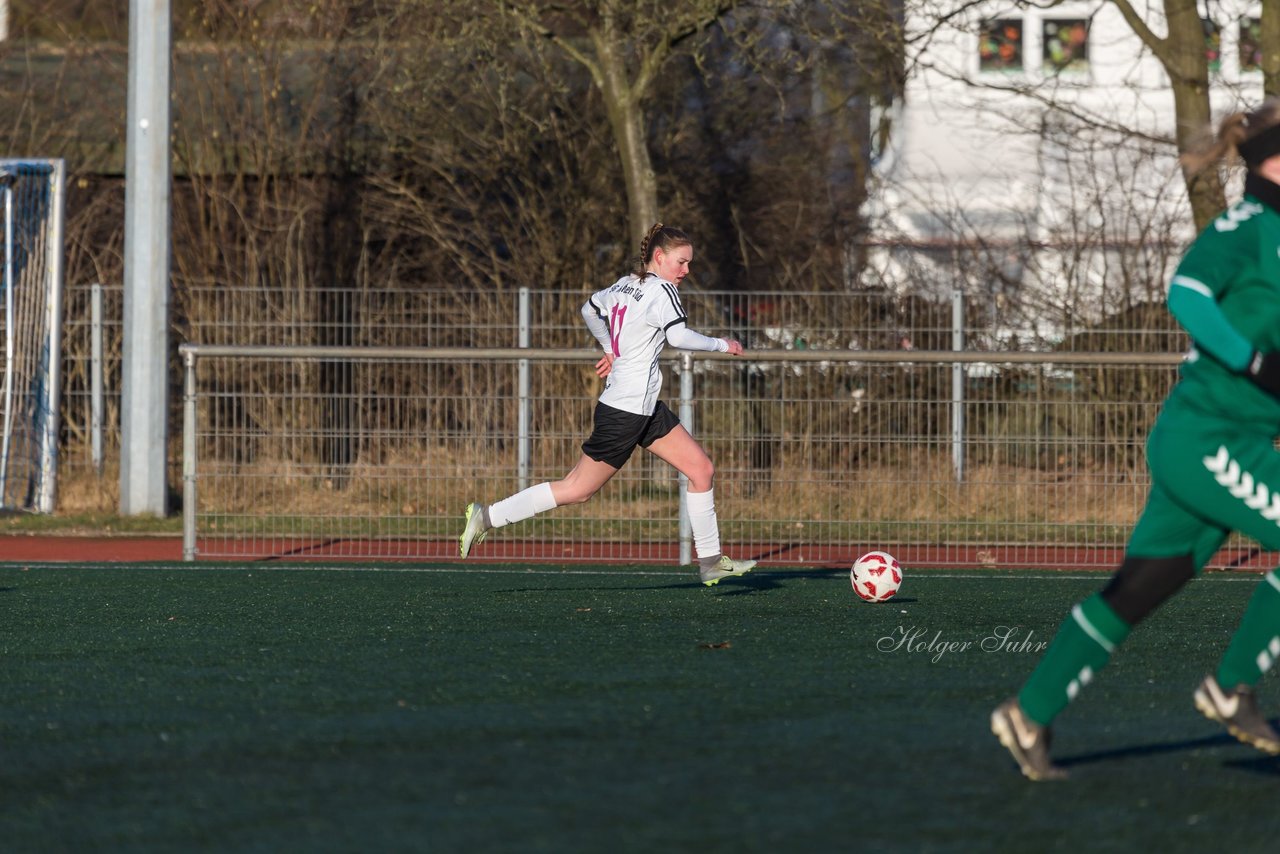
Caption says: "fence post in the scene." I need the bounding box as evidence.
[518,287,531,492]
[35,159,66,513]
[0,172,13,502]
[91,283,104,477]
[679,351,694,566]
[951,289,965,482]
[182,348,198,561]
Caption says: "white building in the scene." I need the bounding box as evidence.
[864,0,1267,345]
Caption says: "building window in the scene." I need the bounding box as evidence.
[1043,19,1089,74]
[1240,18,1262,73]
[1203,19,1221,74]
[979,19,1023,72]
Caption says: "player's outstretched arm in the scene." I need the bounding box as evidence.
[665,324,744,355]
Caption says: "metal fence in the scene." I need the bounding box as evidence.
[172,343,1263,572]
[57,283,1187,480]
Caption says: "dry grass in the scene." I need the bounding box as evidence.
[49,441,1139,545]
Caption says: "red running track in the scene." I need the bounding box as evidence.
[0,536,184,562]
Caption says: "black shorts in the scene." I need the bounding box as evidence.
[581,401,681,469]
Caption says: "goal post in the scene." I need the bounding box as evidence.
[0,158,67,513]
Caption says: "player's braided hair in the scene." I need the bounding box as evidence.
[1181,98,1280,176]
[634,222,691,279]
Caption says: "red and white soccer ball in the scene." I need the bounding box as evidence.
[851,551,902,603]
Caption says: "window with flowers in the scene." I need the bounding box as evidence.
[1043,19,1089,74]
[979,19,1024,72]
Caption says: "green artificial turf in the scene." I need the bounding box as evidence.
[2,563,1279,851]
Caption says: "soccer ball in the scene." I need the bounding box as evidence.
[851,551,902,603]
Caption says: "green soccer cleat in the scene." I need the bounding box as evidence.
[458,502,489,559]
[698,555,756,586]
[1193,674,1280,755]
[991,697,1069,781]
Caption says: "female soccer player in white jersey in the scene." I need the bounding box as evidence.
[458,223,757,586]
[993,99,1280,780]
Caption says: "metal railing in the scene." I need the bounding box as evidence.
[174,343,1228,572]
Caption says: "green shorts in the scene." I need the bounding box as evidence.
[1129,410,1280,566]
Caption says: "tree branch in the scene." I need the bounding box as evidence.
[500,2,603,85]
[633,1,738,98]
[1107,0,1172,67]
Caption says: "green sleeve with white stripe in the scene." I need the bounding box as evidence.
[1167,282,1253,372]
[1167,222,1253,373]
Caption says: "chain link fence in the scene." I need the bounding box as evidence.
[54,281,1243,572]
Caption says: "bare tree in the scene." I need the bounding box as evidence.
[495,1,743,245]
[493,0,902,248]
[1107,0,1222,228]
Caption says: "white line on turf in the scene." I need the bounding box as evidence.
[0,564,1264,581]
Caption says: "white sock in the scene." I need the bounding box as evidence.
[487,482,558,528]
[686,488,722,564]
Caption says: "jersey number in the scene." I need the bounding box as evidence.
[609,305,627,357]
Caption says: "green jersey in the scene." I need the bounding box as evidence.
[1167,193,1280,430]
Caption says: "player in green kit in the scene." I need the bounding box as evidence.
[993,99,1280,780]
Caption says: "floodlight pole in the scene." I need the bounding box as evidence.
[120,0,172,516]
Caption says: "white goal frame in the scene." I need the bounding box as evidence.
[0,158,67,513]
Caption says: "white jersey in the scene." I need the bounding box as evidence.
[582,274,727,415]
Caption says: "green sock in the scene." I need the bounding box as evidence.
[1018,594,1131,726]
[1216,570,1280,689]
